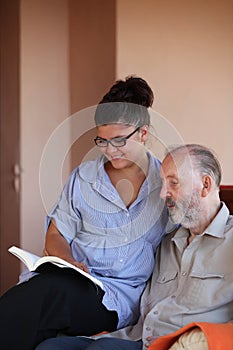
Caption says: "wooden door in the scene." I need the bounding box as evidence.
[0,0,20,295]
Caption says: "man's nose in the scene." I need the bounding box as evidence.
[160,184,167,199]
[160,183,168,199]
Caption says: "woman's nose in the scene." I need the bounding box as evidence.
[106,143,118,153]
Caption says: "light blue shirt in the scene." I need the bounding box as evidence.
[47,152,168,328]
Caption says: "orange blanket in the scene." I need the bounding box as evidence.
[148,322,233,350]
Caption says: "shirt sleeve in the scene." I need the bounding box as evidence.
[46,169,82,243]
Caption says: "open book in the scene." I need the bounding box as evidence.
[8,246,103,289]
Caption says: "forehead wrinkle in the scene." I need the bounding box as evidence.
[162,155,194,184]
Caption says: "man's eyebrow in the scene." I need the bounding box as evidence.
[160,174,177,180]
[165,175,179,181]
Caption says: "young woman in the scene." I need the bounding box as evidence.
[0,76,167,350]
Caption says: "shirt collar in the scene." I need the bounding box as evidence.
[204,202,229,238]
[78,155,106,183]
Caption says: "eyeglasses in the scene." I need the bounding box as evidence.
[94,127,140,148]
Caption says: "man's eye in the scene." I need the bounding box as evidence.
[169,179,179,186]
[170,181,179,186]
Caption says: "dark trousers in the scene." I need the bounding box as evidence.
[0,264,118,350]
[36,336,143,350]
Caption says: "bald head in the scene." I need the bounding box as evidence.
[164,144,222,189]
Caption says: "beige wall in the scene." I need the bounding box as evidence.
[117,0,233,184]
[20,0,70,254]
[19,0,232,255]
[20,0,116,255]
[69,0,116,169]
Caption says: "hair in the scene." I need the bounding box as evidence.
[166,144,222,187]
[94,76,154,127]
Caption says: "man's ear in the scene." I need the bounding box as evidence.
[201,175,212,197]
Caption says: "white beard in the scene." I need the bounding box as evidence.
[167,190,202,228]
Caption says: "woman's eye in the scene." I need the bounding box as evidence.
[113,138,124,144]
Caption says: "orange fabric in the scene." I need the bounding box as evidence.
[148,322,233,350]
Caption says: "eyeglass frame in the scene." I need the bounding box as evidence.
[94,126,140,148]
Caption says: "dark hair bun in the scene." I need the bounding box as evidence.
[99,75,154,108]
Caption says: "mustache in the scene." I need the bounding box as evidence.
[165,197,176,207]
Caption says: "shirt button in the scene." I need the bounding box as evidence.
[153,311,158,315]
[126,212,130,217]
[182,271,187,276]
[119,259,123,263]
[146,326,151,331]
[124,238,128,242]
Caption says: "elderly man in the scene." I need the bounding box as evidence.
[36,144,233,350]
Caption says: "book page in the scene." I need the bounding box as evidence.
[8,246,104,289]
[8,246,41,271]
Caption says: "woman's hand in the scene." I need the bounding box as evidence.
[44,221,90,273]
[70,261,89,273]
[44,247,89,273]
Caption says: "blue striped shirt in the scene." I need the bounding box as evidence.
[47,152,168,328]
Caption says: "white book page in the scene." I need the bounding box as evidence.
[8,246,40,271]
[8,246,104,289]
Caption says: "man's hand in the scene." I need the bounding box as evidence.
[145,336,157,347]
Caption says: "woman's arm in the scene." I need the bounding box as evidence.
[44,221,89,273]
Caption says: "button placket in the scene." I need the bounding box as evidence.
[123,210,131,243]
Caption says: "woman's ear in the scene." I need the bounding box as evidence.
[139,125,149,142]
[201,175,212,197]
